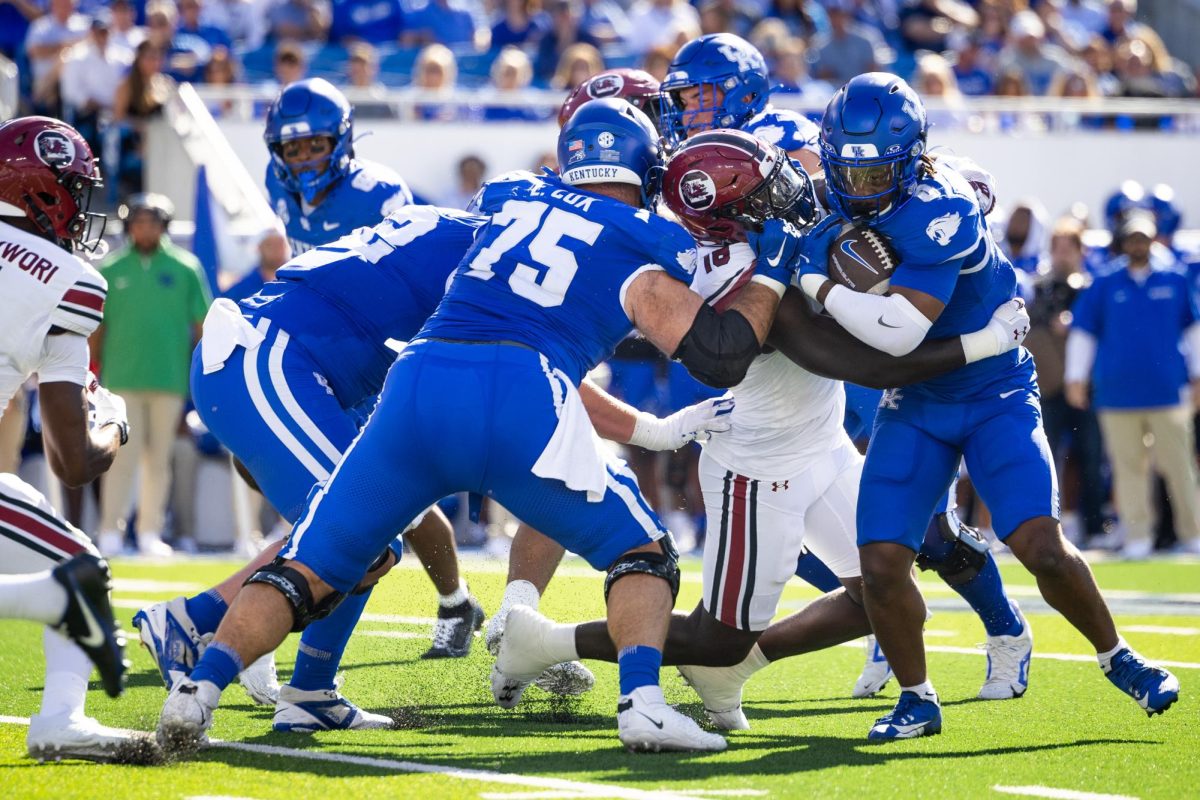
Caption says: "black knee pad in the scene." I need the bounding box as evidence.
[244,559,346,632]
[604,537,681,603]
[916,511,988,586]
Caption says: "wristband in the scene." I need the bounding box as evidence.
[960,328,1000,365]
[103,419,130,446]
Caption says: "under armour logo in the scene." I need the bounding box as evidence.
[771,481,789,492]
[879,389,903,410]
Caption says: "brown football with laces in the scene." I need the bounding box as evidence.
[826,223,899,295]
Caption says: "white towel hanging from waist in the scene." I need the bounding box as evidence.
[200,298,266,374]
[531,354,609,503]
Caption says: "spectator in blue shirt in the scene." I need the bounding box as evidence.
[1065,210,1200,558]
[402,0,487,49]
[329,0,405,44]
[222,224,291,303]
[1,0,46,59]
[490,0,548,48]
[177,0,231,51]
[954,36,994,96]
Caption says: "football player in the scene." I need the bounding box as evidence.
[157,98,803,754]
[660,34,1036,703]
[795,73,1178,739]
[265,78,413,255]
[499,131,1031,732]
[0,116,142,760]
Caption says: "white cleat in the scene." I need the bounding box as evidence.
[239,653,281,706]
[272,684,394,732]
[492,606,557,709]
[618,685,727,753]
[676,663,750,731]
[853,635,893,698]
[27,712,151,763]
[137,532,174,559]
[978,603,1033,700]
[157,679,220,754]
[488,595,594,699]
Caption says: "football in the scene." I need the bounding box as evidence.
[827,223,899,295]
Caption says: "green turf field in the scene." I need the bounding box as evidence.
[0,554,1196,799]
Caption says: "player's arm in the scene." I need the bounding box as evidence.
[802,273,947,358]
[38,333,126,487]
[578,378,732,451]
[626,220,803,389]
[768,288,1030,388]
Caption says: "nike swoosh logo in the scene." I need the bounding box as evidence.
[637,711,665,729]
[877,315,901,329]
[766,239,788,268]
[75,591,106,649]
[840,239,879,274]
[999,389,1022,399]
[322,221,339,231]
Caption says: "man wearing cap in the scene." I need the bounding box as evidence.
[92,193,212,557]
[1065,210,1200,558]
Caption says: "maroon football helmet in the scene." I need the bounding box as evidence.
[662,128,817,244]
[0,116,105,252]
[558,68,662,130]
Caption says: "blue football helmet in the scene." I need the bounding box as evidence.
[659,33,770,148]
[1103,180,1147,232]
[1149,183,1180,239]
[264,78,354,204]
[819,73,928,224]
[558,98,663,207]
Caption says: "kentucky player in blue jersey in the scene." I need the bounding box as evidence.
[795,73,1179,740]
[157,98,800,754]
[264,78,413,255]
[660,33,1036,702]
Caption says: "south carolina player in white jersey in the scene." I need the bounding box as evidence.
[0,116,146,761]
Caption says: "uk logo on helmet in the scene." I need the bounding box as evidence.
[717,43,759,73]
[587,74,625,98]
[597,132,615,148]
[34,130,76,168]
[680,169,717,210]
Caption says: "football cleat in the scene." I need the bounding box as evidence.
[272,683,394,732]
[617,685,727,753]
[422,594,486,659]
[52,554,128,699]
[867,691,942,741]
[487,588,595,698]
[532,661,596,697]
[1103,648,1180,716]
[133,596,207,691]
[27,712,154,763]
[978,602,1033,700]
[239,653,281,706]
[157,679,220,753]
[852,635,893,699]
[676,664,750,731]
[493,605,560,709]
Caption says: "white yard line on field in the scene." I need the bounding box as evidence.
[1122,625,1199,636]
[992,785,1138,800]
[113,578,205,593]
[360,630,427,640]
[479,792,767,800]
[0,716,706,800]
[836,642,1200,670]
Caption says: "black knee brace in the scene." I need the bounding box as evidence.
[604,537,681,603]
[350,548,393,596]
[916,511,988,586]
[244,558,346,632]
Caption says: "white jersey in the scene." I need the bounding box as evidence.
[0,221,106,408]
[692,241,849,479]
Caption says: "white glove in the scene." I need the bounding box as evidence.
[960,298,1031,364]
[629,396,735,451]
[86,371,129,440]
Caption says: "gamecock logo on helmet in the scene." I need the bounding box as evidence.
[680,169,717,211]
[34,130,76,168]
[587,74,625,98]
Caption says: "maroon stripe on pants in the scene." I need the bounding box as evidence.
[0,504,85,557]
[720,474,749,625]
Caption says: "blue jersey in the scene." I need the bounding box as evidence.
[242,206,485,408]
[743,107,821,157]
[419,171,697,384]
[873,164,1033,401]
[267,158,415,255]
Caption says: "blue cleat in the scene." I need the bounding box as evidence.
[272,683,394,732]
[133,597,207,690]
[867,691,942,741]
[1103,648,1180,716]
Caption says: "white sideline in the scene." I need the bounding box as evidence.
[1122,625,1199,636]
[0,716,704,800]
[479,792,767,799]
[836,642,1200,670]
[992,785,1138,800]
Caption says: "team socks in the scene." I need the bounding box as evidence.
[793,550,842,592]
[0,571,67,626]
[900,680,939,704]
[290,589,373,691]
[184,589,228,637]
[439,580,470,608]
[1097,637,1129,671]
[39,628,92,719]
[951,554,1024,637]
[190,641,244,691]
[618,645,663,696]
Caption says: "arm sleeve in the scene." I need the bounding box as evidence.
[36,333,90,386]
[823,284,933,357]
[1064,329,1098,384]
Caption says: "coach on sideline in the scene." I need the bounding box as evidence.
[1065,210,1200,558]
